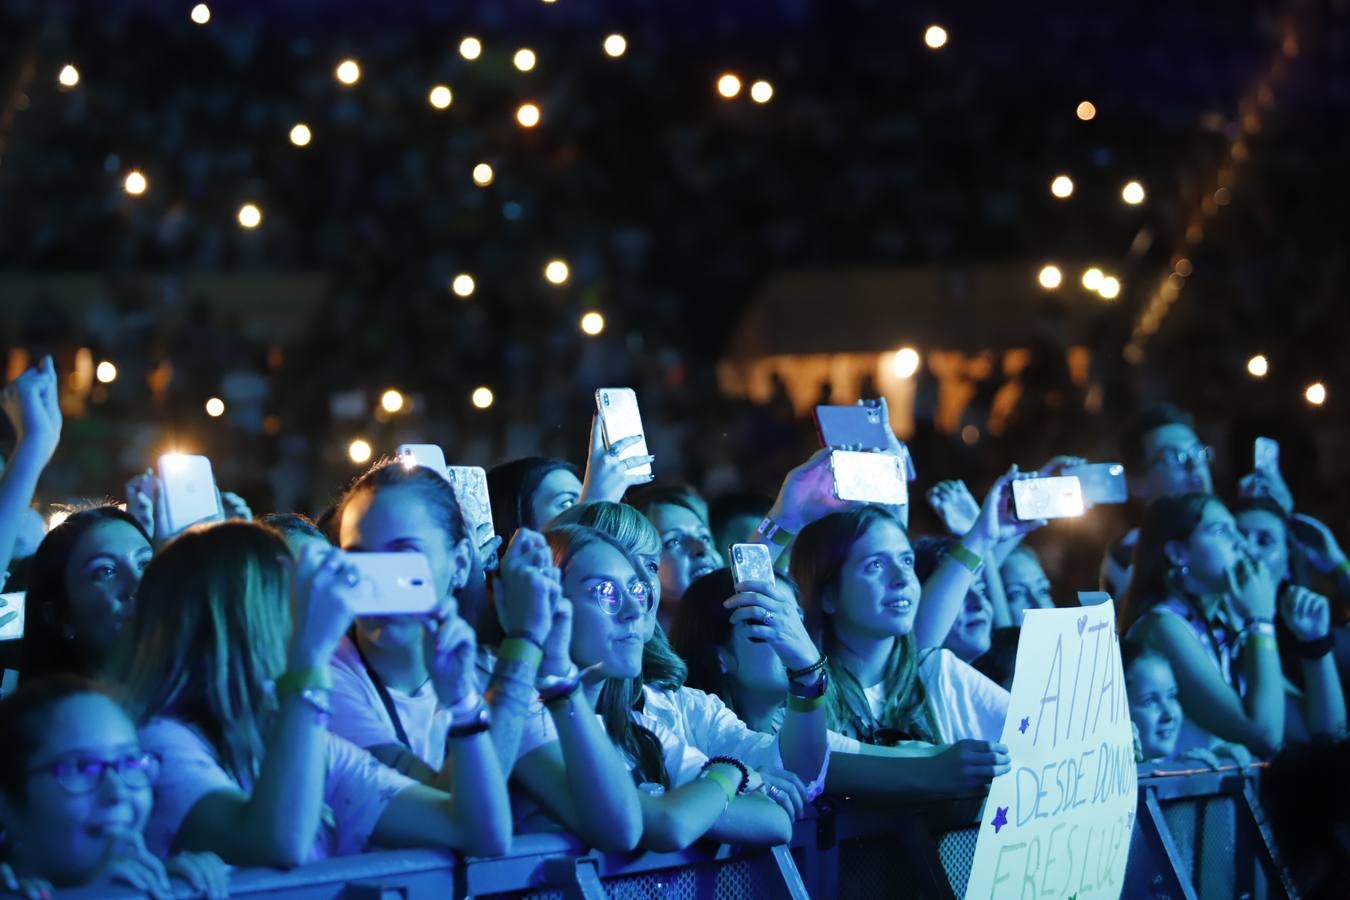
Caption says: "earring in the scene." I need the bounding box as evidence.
[1180,564,1190,576]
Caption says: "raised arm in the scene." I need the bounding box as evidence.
[0,356,62,578]
[1280,587,1347,741]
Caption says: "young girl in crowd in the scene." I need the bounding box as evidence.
[628,484,724,628]
[1120,494,1345,757]
[20,507,153,681]
[113,520,512,865]
[999,544,1056,625]
[1123,643,1251,770]
[328,462,643,852]
[533,524,792,850]
[0,676,229,899]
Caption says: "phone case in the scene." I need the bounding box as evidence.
[1011,476,1085,520]
[397,444,450,479]
[596,388,653,479]
[1254,437,1280,472]
[1063,464,1128,505]
[815,403,891,451]
[346,552,440,616]
[830,450,908,505]
[730,543,775,590]
[0,591,25,641]
[446,466,495,545]
[157,454,220,534]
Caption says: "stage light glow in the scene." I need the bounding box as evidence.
[1050,175,1074,199]
[544,259,570,285]
[1038,265,1063,289]
[580,312,605,335]
[205,397,225,417]
[96,361,117,384]
[1247,355,1269,378]
[452,274,476,297]
[49,510,70,531]
[428,85,452,109]
[514,49,536,72]
[237,203,262,228]
[460,37,482,60]
[893,347,921,378]
[335,59,361,85]
[381,389,405,414]
[190,4,211,25]
[717,74,742,99]
[604,34,627,57]
[516,102,540,127]
[472,387,495,409]
[1098,276,1121,300]
[1306,382,1327,406]
[289,123,312,146]
[349,439,373,464]
[924,25,948,49]
[123,170,147,195]
[750,80,774,103]
[1122,181,1146,205]
[1076,100,1096,121]
[58,65,80,88]
[472,163,494,186]
[1081,267,1104,290]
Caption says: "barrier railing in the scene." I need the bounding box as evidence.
[52,768,1291,898]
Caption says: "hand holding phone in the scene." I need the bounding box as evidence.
[815,402,892,451]
[1011,476,1085,521]
[156,454,222,536]
[345,552,441,616]
[1062,463,1128,505]
[445,465,496,553]
[1254,437,1280,473]
[829,450,908,506]
[730,543,775,592]
[582,411,657,503]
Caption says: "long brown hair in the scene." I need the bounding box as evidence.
[791,506,936,744]
[1118,493,1216,635]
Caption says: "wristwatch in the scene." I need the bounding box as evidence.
[787,668,828,701]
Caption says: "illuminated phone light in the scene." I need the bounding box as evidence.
[544,259,570,285]
[335,59,361,86]
[1081,267,1104,290]
[380,389,405,414]
[123,170,148,195]
[892,347,920,378]
[924,25,948,49]
[190,4,210,24]
[428,85,452,109]
[750,80,774,104]
[58,64,80,88]
[580,312,605,336]
[95,361,118,384]
[471,387,495,409]
[1076,100,1096,121]
[472,163,494,187]
[1246,355,1269,378]
[452,274,476,297]
[161,453,189,473]
[604,34,627,58]
[716,73,742,99]
[516,102,541,128]
[1305,382,1327,406]
[237,203,262,228]
[1038,265,1063,290]
[514,49,537,72]
[1121,181,1146,205]
[1050,175,1073,199]
[400,450,418,469]
[289,123,312,146]
[205,397,226,417]
[1097,276,1121,300]
[349,439,373,464]
[460,37,482,60]
[49,509,71,531]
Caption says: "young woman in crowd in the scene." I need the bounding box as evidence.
[999,544,1055,625]
[1120,494,1345,756]
[20,507,153,682]
[328,461,643,852]
[628,484,724,628]
[112,520,512,865]
[0,676,229,899]
[259,512,330,557]
[532,524,792,850]
[1122,642,1251,770]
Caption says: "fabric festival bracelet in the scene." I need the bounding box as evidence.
[949,543,982,575]
[275,667,333,695]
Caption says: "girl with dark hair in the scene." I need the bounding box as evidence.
[628,483,723,627]
[20,507,153,681]
[487,457,584,541]
[0,676,229,899]
[1121,494,1344,756]
[115,521,511,865]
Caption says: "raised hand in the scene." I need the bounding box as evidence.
[1238,470,1294,515]
[927,480,980,536]
[290,544,367,669]
[0,355,62,466]
[1288,513,1348,575]
[1279,585,1331,642]
[219,490,253,521]
[538,592,576,679]
[125,469,156,538]
[425,612,480,707]
[964,467,1045,551]
[1037,455,1086,477]
[579,413,655,503]
[495,528,561,647]
[723,580,818,672]
[768,448,861,534]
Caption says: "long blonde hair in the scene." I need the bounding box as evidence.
[113,521,292,784]
[791,506,937,744]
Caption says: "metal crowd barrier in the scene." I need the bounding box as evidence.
[52,768,1291,899]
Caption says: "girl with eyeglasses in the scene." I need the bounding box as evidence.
[0,676,228,899]
[532,525,791,850]
[1120,494,1345,757]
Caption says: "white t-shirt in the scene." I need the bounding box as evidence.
[640,685,781,770]
[140,717,414,862]
[328,636,452,769]
[862,649,1009,744]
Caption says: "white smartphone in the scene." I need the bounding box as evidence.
[1011,476,1085,521]
[1254,437,1280,473]
[346,552,441,616]
[829,450,908,505]
[595,388,653,480]
[446,465,495,549]
[0,592,25,641]
[1062,463,1128,505]
[730,543,775,592]
[157,454,221,534]
[397,444,450,479]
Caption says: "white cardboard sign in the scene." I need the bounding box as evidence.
[964,601,1137,899]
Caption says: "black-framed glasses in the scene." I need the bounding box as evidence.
[1148,444,1214,471]
[585,577,653,616]
[27,751,160,795]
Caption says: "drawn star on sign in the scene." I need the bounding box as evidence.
[1018,716,1030,734]
[990,806,1009,834]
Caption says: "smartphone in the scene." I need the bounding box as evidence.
[815,403,892,452]
[157,454,221,534]
[595,388,653,480]
[1254,437,1280,473]
[0,592,24,641]
[1063,463,1128,505]
[346,552,441,616]
[446,466,495,550]
[397,444,449,479]
[830,450,908,505]
[1011,476,1085,521]
[730,543,775,592]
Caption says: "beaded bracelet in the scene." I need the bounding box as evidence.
[786,655,827,682]
[701,755,751,795]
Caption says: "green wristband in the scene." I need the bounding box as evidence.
[1335,558,1350,578]
[787,693,827,713]
[275,667,333,696]
[703,768,739,802]
[498,637,544,668]
[950,543,982,574]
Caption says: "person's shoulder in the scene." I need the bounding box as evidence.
[330,635,362,672]
[139,716,207,749]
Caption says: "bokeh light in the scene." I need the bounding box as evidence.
[1098,276,1122,300]
[580,312,606,335]
[190,4,210,25]
[750,80,774,104]
[1076,100,1096,121]
[717,74,742,99]
[516,102,541,127]
[604,34,627,57]
[1050,175,1074,199]
[893,347,921,378]
[335,59,361,85]
[123,170,147,196]
[1081,267,1104,290]
[1121,181,1146,205]
[472,387,495,409]
[381,389,405,414]
[289,123,312,146]
[452,274,476,297]
[1247,355,1269,378]
[460,37,482,60]
[205,397,225,417]
[96,361,117,384]
[924,25,948,49]
[472,163,494,186]
[58,64,80,88]
[514,49,537,72]
[428,85,452,109]
[1038,265,1063,289]
[349,439,373,464]
[237,203,262,228]
[1306,382,1327,406]
[544,259,570,285]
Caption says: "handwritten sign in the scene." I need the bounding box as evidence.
[965,601,1137,899]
